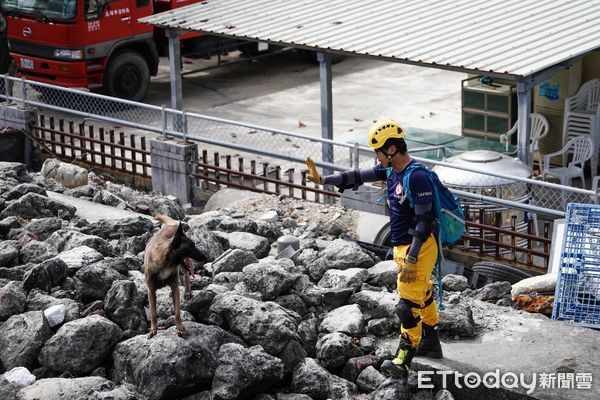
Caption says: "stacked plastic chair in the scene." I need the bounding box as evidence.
[563,78,600,178]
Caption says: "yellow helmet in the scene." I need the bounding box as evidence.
[368,119,405,150]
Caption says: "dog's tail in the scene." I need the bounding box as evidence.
[154,214,178,226]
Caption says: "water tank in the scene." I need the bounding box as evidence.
[433,150,533,253]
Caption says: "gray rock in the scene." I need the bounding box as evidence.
[81,217,154,240]
[467,281,512,301]
[496,297,517,308]
[41,158,88,188]
[183,289,217,323]
[436,389,455,400]
[0,375,19,400]
[0,240,19,268]
[316,332,362,370]
[278,339,307,378]
[0,162,31,183]
[104,280,148,338]
[368,378,410,400]
[93,190,129,209]
[340,355,382,383]
[63,184,95,198]
[150,197,185,220]
[0,265,27,281]
[291,358,356,400]
[212,249,259,275]
[350,290,397,319]
[307,240,375,281]
[213,272,244,290]
[26,291,81,323]
[187,212,257,234]
[75,260,125,302]
[2,183,47,201]
[46,229,116,257]
[38,315,123,374]
[324,220,344,236]
[56,246,104,275]
[23,217,63,241]
[442,274,469,292]
[112,322,244,400]
[273,294,308,317]
[255,221,283,243]
[318,268,369,292]
[0,193,76,220]
[367,318,397,337]
[320,287,355,311]
[438,301,476,337]
[0,281,27,320]
[19,241,58,264]
[297,318,319,358]
[211,343,285,400]
[295,248,319,267]
[0,311,52,369]
[367,261,397,292]
[209,293,299,355]
[319,304,365,335]
[16,377,147,400]
[22,257,68,293]
[242,261,299,300]
[357,366,386,393]
[187,226,225,262]
[228,232,270,259]
[116,232,152,256]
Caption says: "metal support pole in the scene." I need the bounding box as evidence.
[167,29,183,131]
[318,52,333,176]
[516,81,532,167]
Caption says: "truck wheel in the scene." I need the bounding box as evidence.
[103,51,150,102]
[472,261,533,285]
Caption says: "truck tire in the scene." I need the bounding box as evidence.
[103,50,150,102]
[472,261,533,285]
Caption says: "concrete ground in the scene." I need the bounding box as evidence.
[147,50,465,143]
[47,191,150,223]
[381,300,600,400]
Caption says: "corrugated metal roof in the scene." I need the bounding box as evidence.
[140,0,600,78]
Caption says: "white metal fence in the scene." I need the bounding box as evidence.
[1,75,597,217]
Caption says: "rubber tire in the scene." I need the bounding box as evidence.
[472,261,533,284]
[102,50,150,102]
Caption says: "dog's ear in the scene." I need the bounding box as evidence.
[172,222,184,248]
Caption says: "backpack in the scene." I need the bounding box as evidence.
[401,162,465,310]
[402,162,465,247]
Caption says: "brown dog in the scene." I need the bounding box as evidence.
[144,215,205,338]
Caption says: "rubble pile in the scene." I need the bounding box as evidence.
[0,161,522,400]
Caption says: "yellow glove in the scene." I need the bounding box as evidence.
[399,258,417,283]
[305,157,325,184]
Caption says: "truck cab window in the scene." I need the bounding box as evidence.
[85,0,103,20]
[136,0,149,7]
[3,0,77,20]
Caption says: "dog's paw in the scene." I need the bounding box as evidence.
[147,328,157,339]
[176,326,187,338]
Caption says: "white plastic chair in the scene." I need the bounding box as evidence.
[542,136,594,187]
[592,176,600,204]
[500,113,549,166]
[563,78,600,176]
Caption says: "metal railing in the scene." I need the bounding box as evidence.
[1,75,597,217]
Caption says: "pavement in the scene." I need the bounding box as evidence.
[380,302,600,400]
[47,191,150,223]
[148,51,465,143]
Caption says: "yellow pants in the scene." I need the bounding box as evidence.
[394,234,439,348]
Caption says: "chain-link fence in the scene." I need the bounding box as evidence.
[1,75,597,217]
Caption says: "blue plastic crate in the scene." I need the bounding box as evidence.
[552,203,600,328]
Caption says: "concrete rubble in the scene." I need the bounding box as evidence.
[0,161,597,400]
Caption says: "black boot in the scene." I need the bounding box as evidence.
[416,324,443,359]
[380,337,416,379]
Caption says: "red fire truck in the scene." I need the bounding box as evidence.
[2,0,211,102]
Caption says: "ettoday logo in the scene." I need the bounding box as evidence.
[418,370,593,394]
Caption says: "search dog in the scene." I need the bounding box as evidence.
[144,215,205,338]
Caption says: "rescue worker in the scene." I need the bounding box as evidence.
[305,119,443,379]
